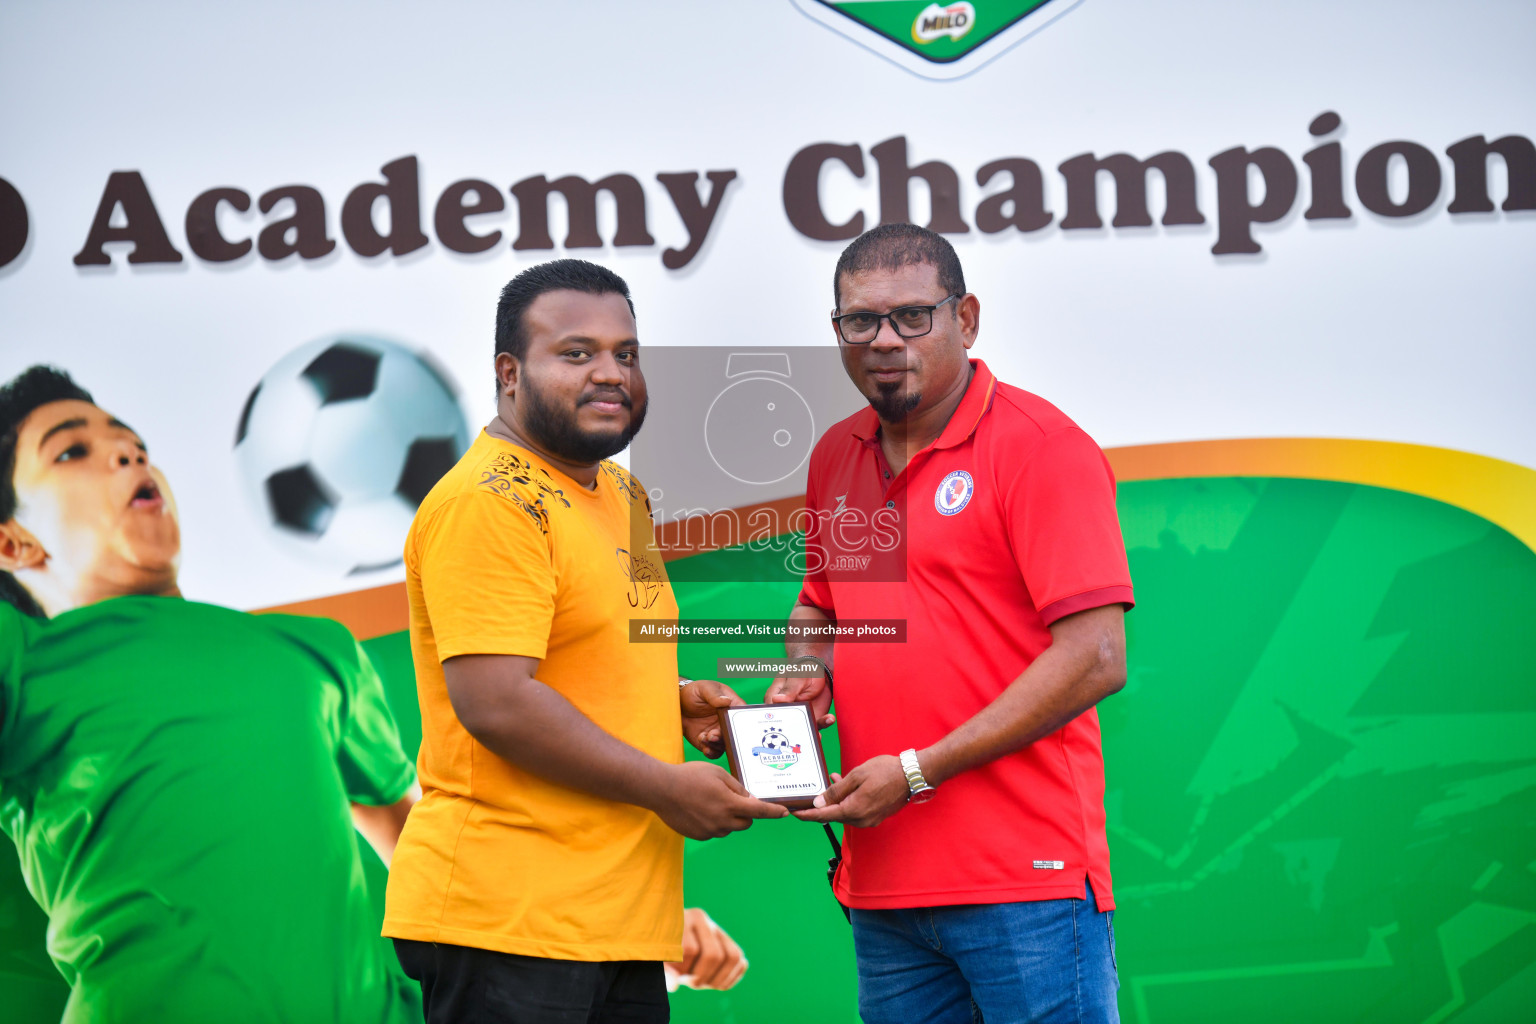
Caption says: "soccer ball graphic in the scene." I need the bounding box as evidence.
[752,726,800,762]
[234,336,470,573]
[761,727,794,752]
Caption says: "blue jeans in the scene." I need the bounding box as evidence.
[850,883,1119,1024]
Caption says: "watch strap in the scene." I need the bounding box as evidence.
[899,748,935,798]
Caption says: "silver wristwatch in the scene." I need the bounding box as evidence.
[899,749,937,804]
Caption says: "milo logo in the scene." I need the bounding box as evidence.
[912,2,975,44]
[794,1,1073,81]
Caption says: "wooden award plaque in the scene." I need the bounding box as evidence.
[716,701,832,811]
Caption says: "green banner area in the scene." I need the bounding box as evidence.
[821,0,1053,63]
[3,476,1532,1022]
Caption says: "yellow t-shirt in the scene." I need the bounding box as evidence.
[382,431,683,961]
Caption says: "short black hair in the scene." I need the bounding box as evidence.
[494,259,635,367]
[0,365,94,617]
[832,223,966,310]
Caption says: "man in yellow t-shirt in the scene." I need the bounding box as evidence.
[383,259,786,1022]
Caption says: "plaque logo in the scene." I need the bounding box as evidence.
[751,725,804,771]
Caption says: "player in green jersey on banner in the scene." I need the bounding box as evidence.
[0,365,420,1023]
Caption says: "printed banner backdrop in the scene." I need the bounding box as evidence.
[2,1,1533,1022]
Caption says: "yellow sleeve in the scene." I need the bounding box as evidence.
[416,487,556,662]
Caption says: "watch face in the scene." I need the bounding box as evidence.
[909,787,936,804]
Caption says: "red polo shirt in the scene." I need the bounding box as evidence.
[799,359,1132,911]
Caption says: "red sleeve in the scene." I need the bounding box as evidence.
[1006,427,1133,625]
[796,456,835,615]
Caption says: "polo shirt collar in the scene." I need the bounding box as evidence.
[933,358,997,450]
[847,359,997,449]
[849,406,880,444]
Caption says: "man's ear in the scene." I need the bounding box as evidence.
[495,352,521,399]
[959,293,981,350]
[0,519,46,573]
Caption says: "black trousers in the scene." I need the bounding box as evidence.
[394,939,670,1024]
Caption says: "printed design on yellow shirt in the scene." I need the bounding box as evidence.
[616,547,666,609]
[476,450,572,535]
[600,461,648,512]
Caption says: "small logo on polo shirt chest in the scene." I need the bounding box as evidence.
[934,470,974,516]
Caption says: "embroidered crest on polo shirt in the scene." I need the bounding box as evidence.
[934,470,974,516]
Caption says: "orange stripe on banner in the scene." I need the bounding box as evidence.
[253,581,408,641]
[1105,437,1536,556]
[252,438,1536,641]
[656,494,807,562]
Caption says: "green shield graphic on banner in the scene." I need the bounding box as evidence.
[792,0,1083,78]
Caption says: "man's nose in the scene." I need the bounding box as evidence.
[589,352,626,384]
[869,318,906,351]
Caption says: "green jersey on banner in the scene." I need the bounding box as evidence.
[0,596,418,1024]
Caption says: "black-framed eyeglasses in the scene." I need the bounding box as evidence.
[831,294,962,344]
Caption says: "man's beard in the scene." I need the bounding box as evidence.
[520,377,648,464]
[866,380,921,422]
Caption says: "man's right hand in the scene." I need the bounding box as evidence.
[765,674,835,729]
[652,761,789,840]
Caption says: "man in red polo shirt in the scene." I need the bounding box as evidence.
[768,224,1131,1024]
